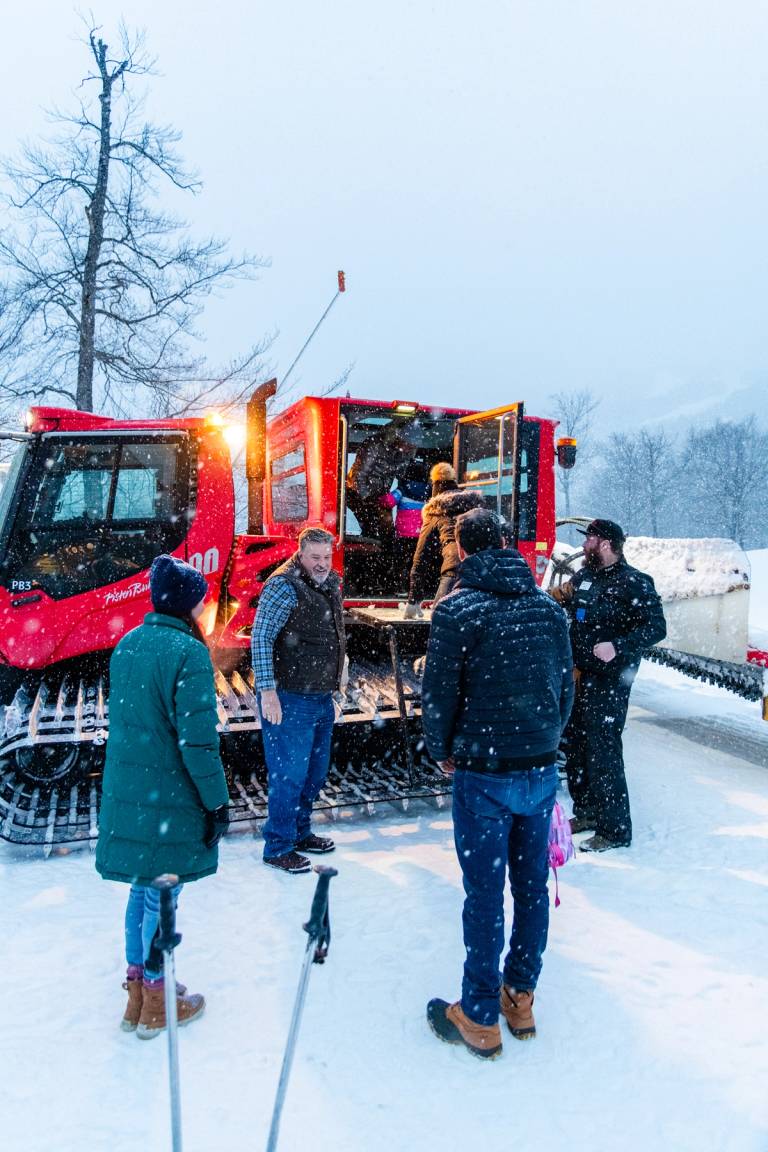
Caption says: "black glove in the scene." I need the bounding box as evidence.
[204,804,230,849]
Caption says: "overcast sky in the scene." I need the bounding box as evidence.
[2,2,767,428]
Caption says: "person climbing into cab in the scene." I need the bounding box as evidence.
[346,422,415,581]
[404,462,485,617]
[380,459,430,592]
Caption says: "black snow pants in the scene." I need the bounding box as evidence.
[346,489,396,584]
[563,670,633,844]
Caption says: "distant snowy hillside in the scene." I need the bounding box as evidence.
[600,378,767,436]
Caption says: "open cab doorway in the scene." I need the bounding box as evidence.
[338,401,465,602]
[337,399,532,603]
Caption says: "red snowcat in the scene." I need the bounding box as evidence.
[0,387,573,846]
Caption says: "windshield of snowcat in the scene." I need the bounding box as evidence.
[0,433,193,600]
[0,442,30,543]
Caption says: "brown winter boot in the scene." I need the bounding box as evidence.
[427,999,502,1059]
[500,985,536,1040]
[120,973,188,1033]
[121,978,144,1033]
[136,981,205,1040]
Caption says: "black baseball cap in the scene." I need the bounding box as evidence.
[577,519,626,548]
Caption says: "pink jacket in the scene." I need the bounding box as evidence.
[381,492,424,538]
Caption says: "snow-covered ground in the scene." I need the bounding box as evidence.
[2,559,768,1151]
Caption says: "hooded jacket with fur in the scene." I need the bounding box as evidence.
[408,486,485,602]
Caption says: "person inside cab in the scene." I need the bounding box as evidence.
[346,422,415,584]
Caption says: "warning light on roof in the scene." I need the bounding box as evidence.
[556,437,577,470]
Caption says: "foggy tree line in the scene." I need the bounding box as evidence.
[552,396,768,549]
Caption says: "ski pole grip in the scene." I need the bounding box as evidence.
[304,865,338,942]
[152,873,182,954]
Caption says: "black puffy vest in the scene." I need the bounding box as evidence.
[270,555,346,694]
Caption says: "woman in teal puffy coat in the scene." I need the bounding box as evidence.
[96,554,230,1039]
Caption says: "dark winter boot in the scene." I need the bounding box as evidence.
[136,981,205,1040]
[295,834,335,854]
[500,985,536,1040]
[264,851,312,874]
[578,833,630,853]
[427,999,502,1060]
[569,816,595,834]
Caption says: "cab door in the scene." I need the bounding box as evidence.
[453,402,525,542]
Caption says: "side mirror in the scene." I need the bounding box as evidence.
[556,437,577,470]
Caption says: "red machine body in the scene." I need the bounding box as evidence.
[0,408,233,679]
[216,396,560,655]
[0,394,559,680]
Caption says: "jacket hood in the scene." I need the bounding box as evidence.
[423,488,485,518]
[457,548,537,597]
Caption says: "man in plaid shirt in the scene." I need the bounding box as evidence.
[251,527,346,873]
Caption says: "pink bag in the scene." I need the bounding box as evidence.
[548,801,575,907]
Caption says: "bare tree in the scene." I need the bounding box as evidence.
[0,22,269,417]
[679,417,768,547]
[636,428,677,535]
[588,432,644,532]
[587,428,677,536]
[548,389,601,518]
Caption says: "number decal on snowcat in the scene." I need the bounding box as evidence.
[189,547,220,576]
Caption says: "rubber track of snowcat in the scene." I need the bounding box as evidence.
[0,662,448,849]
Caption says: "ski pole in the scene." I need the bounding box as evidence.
[266,865,339,1152]
[151,874,184,1152]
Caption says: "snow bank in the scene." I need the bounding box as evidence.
[550,537,751,602]
[623,537,750,602]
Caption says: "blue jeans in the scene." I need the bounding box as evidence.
[452,764,557,1026]
[260,690,335,859]
[125,883,183,980]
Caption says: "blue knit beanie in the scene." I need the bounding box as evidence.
[149,554,208,616]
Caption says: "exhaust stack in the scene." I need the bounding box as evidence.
[246,379,278,535]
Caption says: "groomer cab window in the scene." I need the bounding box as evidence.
[270,442,308,522]
[454,402,538,543]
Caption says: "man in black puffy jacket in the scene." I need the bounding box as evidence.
[422,509,573,1060]
[555,519,666,853]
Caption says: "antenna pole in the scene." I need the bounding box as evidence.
[281,271,347,389]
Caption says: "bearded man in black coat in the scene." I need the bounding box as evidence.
[554,519,666,853]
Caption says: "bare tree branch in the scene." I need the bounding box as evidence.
[548,388,601,519]
[0,20,271,416]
